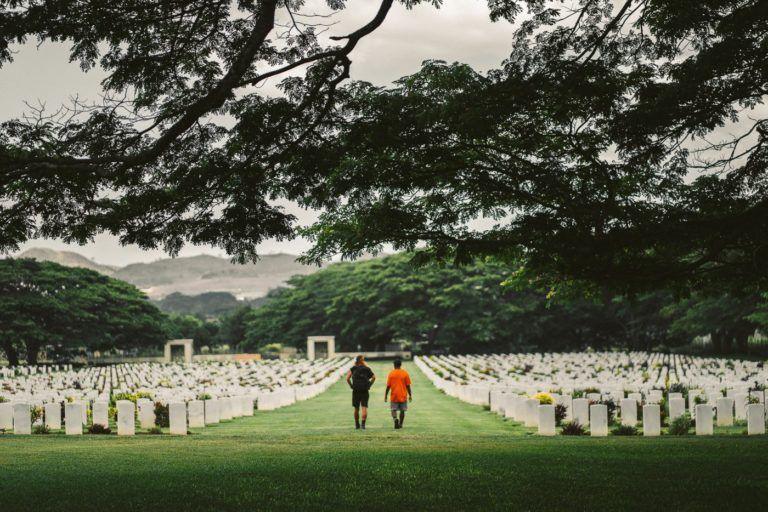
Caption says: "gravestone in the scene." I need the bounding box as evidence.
[538,404,556,436]
[643,404,661,436]
[169,402,187,435]
[668,397,685,421]
[0,403,13,430]
[716,397,734,427]
[695,404,713,435]
[746,403,765,435]
[188,400,205,428]
[138,400,155,429]
[65,402,82,435]
[116,400,135,436]
[590,404,608,436]
[92,401,109,428]
[734,393,748,420]
[572,398,590,427]
[628,392,643,404]
[620,398,637,426]
[13,403,31,435]
[44,403,61,430]
[241,396,255,417]
[204,399,220,424]
[220,397,233,421]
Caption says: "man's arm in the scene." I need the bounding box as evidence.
[369,371,376,386]
[385,385,390,402]
[406,385,413,402]
[346,370,353,389]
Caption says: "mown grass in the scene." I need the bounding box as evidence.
[1,360,767,511]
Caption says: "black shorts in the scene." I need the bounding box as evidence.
[352,390,369,408]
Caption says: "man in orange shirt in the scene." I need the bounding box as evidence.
[384,359,412,429]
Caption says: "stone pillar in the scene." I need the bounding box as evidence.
[538,404,556,436]
[188,400,205,428]
[116,400,135,436]
[204,399,220,424]
[169,402,187,435]
[65,402,83,435]
[13,403,31,435]
[668,397,685,421]
[716,397,734,427]
[44,403,62,430]
[695,404,713,435]
[642,404,661,436]
[620,398,637,426]
[138,400,155,429]
[746,403,765,435]
[0,403,13,430]
[589,404,608,436]
[524,398,539,427]
[572,398,590,427]
[92,401,109,428]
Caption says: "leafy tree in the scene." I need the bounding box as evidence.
[0,258,166,365]
[155,292,242,318]
[216,306,253,347]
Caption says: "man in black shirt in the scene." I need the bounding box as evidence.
[346,355,376,430]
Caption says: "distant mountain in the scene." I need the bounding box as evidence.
[16,247,118,276]
[15,248,318,299]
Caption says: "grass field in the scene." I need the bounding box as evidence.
[2,360,768,511]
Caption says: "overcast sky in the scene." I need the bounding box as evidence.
[2,1,515,265]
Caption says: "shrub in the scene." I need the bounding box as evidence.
[147,427,163,435]
[87,424,111,435]
[611,424,638,436]
[482,404,491,411]
[601,398,617,425]
[533,392,553,405]
[33,425,50,435]
[0,396,8,403]
[747,395,760,405]
[560,421,587,436]
[154,402,170,428]
[198,393,212,401]
[554,404,567,426]
[668,414,693,435]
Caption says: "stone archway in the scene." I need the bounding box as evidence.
[306,336,335,360]
[164,339,194,363]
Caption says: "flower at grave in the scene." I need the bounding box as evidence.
[533,392,554,405]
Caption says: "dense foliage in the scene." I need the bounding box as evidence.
[0,258,166,365]
[1,1,766,294]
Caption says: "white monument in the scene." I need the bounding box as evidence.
[620,398,637,426]
[538,404,556,436]
[643,404,661,436]
[307,335,335,361]
[116,400,135,436]
[92,401,109,428]
[164,339,194,363]
[13,403,31,435]
[188,400,205,428]
[590,404,608,436]
[169,402,187,435]
[44,403,61,430]
[64,403,82,435]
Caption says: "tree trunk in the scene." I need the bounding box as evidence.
[1,340,20,366]
[25,343,40,365]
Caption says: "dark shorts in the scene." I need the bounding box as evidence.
[352,390,369,408]
[390,401,408,412]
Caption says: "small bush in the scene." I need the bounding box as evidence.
[612,424,638,436]
[668,414,693,435]
[0,396,8,403]
[154,402,170,428]
[533,392,553,405]
[87,424,111,435]
[482,404,491,411]
[147,427,163,435]
[554,404,567,426]
[198,393,212,401]
[560,421,587,436]
[33,425,50,435]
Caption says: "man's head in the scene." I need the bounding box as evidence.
[393,359,402,369]
[355,355,365,365]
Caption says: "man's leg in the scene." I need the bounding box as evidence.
[361,406,367,429]
[391,407,399,429]
[353,406,360,429]
[399,410,406,428]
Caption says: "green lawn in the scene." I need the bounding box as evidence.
[1,360,767,511]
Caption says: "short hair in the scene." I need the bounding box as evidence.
[393,359,402,368]
[355,355,365,364]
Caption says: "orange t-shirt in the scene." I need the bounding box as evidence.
[386,368,411,403]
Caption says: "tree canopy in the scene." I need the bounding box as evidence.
[0,258,167,365]
[1,1,766,294]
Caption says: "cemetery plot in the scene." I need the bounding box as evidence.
[0,358,349,435]
[416,352,768,437]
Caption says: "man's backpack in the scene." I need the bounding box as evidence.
[351,366,372,391]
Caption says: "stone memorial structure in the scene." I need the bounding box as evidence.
[538,404,556,436]
[643,404,661,436]
[65,402,82,435]
[117,400,135,436]
[695,404,713,435]
[590,404,608,436]
[169,402,187,435]
[13,403,31,435]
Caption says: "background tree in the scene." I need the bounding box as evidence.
[0,258,166,364]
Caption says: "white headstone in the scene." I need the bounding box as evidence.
[204,399,220,424]
[138,400,155,429]
[668,397,685,421]
[524,398,539,427]
[716,397,734,427]
[65,402,83,435]
[643,404,661,436]
[169,402,187,435]
[241,396,254,417]
[573,398,590,427]
[620,398,637,426]
[538,404,556,436]
[695,404,713,435]
[220,397,233,421]
[746,403,765,435]
[92,401,109,428]
[734,393,748,420]
[44,403,61,430]
[116,400,135,436]
[0,403,13,430]
[188,400,205,428]
[590,404,608,436]
[13,403,31,435]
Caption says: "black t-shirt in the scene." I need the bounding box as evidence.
[350,365,375,391]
